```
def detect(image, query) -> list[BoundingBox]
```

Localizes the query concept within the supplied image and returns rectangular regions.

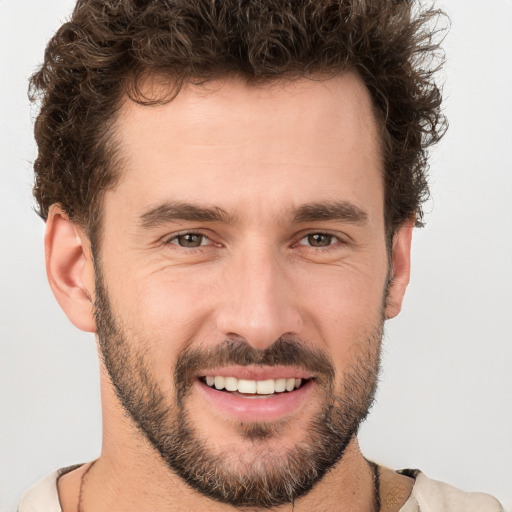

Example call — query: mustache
[174,337,335,397]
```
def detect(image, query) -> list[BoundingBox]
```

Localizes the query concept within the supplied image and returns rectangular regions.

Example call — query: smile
[195,370,315,422]
[201,376,307,395]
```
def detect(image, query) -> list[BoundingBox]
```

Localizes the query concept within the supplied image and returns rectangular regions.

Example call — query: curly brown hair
[29,0,447,242]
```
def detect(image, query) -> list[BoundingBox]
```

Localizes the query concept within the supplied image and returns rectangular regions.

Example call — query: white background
[1,1,511,511]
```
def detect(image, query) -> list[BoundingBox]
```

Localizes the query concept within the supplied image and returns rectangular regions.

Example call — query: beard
[93,264,383,509]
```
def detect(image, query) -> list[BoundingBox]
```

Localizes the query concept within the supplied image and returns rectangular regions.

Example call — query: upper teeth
[204,376,303,394]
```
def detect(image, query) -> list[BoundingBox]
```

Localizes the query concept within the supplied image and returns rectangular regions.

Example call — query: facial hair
[93,263,383,509]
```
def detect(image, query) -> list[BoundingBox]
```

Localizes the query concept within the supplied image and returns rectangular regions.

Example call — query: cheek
[111,267,220,358]
[294,260,388,318]
[291,262,387,355]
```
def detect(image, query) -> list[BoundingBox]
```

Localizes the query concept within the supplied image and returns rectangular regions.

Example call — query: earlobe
[384,221,414,320]
[45,206,96,332]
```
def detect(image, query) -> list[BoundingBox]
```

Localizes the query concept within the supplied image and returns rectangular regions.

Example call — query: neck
[61,440,382,512]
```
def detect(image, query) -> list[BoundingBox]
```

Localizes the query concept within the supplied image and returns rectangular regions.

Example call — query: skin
[46,73,414,511]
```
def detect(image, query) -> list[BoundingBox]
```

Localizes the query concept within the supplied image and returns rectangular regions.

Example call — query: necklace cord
[78,460,97,512]
[368,460,381,512]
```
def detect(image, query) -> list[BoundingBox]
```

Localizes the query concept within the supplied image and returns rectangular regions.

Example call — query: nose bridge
[216,240,302,349]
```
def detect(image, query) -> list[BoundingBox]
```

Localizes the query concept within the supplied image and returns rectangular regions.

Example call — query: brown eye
[171,233,207,248]
[304,233,335,247]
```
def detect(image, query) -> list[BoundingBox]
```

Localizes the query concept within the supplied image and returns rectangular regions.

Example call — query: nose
[215,244,303,350]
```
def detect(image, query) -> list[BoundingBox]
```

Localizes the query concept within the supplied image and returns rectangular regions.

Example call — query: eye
[168,233,210,248]
[298,233,339,248]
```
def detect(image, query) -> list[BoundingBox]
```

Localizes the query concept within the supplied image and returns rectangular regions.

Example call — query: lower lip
[195,379,314,422]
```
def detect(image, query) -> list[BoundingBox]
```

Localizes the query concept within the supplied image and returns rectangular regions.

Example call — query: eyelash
[163,230,346,253]
[294,231,345,252]
[164,230,214,250]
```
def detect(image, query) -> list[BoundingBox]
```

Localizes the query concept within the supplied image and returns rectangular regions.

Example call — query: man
[17,0,504,511]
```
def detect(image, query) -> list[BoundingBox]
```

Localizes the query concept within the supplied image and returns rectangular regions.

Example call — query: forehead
[108,73,383,225]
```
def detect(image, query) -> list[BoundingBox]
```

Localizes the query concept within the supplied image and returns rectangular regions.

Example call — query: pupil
[308,234,331,247]
[180,234,202,247]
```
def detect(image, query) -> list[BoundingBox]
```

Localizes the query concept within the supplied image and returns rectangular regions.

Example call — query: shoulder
[18,465,83,512]
[399,469,504,512]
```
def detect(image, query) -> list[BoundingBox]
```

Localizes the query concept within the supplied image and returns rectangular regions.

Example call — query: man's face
[90,74,408,507]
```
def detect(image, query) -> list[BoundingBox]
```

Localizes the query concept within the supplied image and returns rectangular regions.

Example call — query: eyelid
[163,229,217,248]
[294,230,348,250]
[161,229,349,250]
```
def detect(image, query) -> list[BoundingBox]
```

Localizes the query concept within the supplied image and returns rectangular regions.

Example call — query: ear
[384,221,414,320]
[45,205,96,332]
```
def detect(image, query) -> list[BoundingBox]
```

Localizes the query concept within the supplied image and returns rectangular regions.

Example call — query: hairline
[84,71,397,251]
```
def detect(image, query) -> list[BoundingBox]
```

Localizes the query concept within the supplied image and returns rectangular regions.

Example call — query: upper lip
[198,365,314,381]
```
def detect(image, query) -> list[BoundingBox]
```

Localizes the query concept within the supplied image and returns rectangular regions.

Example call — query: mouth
[199,375,310,397]
[194,367,316,422]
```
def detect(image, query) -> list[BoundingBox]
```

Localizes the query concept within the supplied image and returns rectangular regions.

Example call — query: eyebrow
[139,199,368,229]
[292,201,368,224]
[139,201,235,228]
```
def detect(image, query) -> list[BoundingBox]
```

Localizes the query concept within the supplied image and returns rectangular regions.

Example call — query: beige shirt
[18,466,504,512]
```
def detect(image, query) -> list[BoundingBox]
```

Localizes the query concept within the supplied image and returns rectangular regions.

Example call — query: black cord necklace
[368,460,382,512]
[77,460,96,512]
